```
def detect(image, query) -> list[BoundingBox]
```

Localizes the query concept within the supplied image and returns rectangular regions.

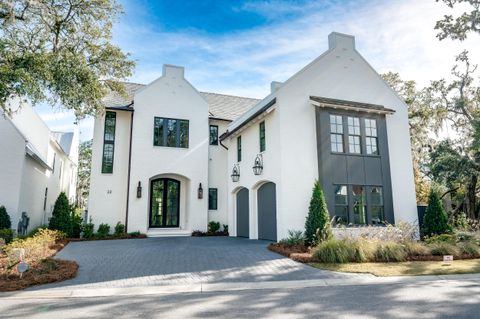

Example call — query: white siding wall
[127,65,209,233]
[208,119,229,226]
[88,111,131,228]
[225,109,281,239]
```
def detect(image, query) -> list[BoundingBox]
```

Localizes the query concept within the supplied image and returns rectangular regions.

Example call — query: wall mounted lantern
[231,164,240,182]
[252,154,263,175]
[136,181,142,198]
[198,183,204,199]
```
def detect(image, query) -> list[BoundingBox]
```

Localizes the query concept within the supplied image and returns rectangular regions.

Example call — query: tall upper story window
[259,121,266,152]
[102,111,116,173]
[153,117,189,148]
[347,116,361,154]
[330,115,344,153]
[237,136,242,162]
[209,125,218,145]
[365,119,378,155]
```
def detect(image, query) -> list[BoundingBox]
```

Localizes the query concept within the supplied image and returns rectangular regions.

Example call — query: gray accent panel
[236,188,249,238]
[315,107,394,224]
[257,182,277,241]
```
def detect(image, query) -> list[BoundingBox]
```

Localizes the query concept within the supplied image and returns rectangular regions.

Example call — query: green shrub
[458,242,480,258]
[128,231,142,238]
[0,205,12,229]
[424,233,457,244]
[0,228,14,244]
[96,223,110,238]
[49,192,72,236]
[422,190,451,238]
[114,222,126,236]
[279,230,305,246]
[222,224,229,233]
[208,221,220,233]
[403,241,431,257]
[428,242,460,256]
[71,207,83,238]
[82,221,95,239]
[305,181,332,246]
[373,241,407,262]
[313,239,352,263]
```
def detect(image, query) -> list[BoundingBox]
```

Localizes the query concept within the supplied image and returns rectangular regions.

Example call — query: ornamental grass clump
[428,242,461,257]
[313,239,352,263]
[372,241,407,262]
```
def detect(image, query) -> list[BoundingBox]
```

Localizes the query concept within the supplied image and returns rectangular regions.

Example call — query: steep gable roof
[103,82,259,122]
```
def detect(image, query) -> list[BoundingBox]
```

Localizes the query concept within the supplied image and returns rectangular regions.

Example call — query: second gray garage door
[257,182,277,241]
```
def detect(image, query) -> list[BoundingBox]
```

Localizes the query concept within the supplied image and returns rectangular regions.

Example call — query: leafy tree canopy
[0,0,135,117]
[435,0,480,41]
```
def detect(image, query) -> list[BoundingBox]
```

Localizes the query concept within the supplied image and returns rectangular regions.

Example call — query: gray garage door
[236,188,249,238]
[257,182,277,241]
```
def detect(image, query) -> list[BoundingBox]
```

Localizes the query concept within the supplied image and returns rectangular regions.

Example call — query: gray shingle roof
[103,82,260,121]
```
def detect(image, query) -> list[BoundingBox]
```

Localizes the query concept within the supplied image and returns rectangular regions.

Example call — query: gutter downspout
[219,137,228,150]
[125,111,134,232]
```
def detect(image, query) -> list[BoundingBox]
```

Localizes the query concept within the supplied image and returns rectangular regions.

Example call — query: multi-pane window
[259,121,266,152]
[330,115,344,153]
[208,188,218,210]
[371,187,384,224]
[365,119,378,155]
[102,111,116,174]
[153,117,189,148]
[352,185,366,224]
[209,125,218,145]
[334,185,348,225]
[237,136,242,162]
[348,117,361,154]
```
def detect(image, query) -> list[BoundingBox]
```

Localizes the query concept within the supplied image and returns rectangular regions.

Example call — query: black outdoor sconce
[231,164,240,182]
[252,154,263,175]
[198,183,203,199]
[136,181,142,198]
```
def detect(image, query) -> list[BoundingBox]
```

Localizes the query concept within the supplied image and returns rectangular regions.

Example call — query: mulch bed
[268,243,480,263]
[0,259,78,292]
[69,234,147,241]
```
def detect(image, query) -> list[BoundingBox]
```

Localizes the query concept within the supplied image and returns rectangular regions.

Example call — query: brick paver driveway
[34,237,356,289]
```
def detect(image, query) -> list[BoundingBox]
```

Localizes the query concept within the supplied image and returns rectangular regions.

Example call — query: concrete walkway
[28,236,362,290]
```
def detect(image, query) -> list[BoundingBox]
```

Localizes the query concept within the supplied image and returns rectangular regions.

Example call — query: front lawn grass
[309,259,480,277]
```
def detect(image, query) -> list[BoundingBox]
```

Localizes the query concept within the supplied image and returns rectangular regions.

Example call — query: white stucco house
[88,32,417,240]
[0,100,79,232]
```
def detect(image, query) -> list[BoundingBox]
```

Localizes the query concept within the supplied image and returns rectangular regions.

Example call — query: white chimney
[162,64,185,78]
[328,32,355,50]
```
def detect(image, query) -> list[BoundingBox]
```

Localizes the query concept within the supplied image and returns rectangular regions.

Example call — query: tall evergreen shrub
[422,189,451,237]
[49,192,72,236]
[304,181,332,246]
[0,205,12,229]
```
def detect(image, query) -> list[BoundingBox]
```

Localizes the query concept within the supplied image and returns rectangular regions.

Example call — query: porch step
[146,228,192,237]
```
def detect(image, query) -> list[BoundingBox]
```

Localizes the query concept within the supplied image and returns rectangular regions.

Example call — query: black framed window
[154,117,189,148]
[259,121,266,152]
[365,119,378,155]
[209,125,218,145]
[43,188,48,211]
[334,185,348,225]
[348,116,361,154]
[208,188,218,210]
[102,111,116,173]
[150,178,180,228]
[370,186,384,224]
[330,115,344,153]
[352,185,366,224]
[237,135,242,162]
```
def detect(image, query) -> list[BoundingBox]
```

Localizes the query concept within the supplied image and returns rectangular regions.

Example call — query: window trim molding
[102,111,116,174]
[153,116,190,148]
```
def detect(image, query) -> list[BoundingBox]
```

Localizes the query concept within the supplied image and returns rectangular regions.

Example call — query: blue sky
[36,0,480,141]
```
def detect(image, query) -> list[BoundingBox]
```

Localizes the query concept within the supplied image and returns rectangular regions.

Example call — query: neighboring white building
[0,100,79,232]
[88,32,417,240]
